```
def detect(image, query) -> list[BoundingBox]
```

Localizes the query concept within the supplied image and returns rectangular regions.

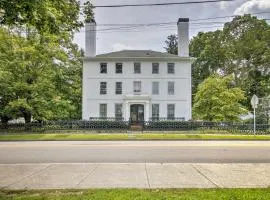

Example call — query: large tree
[0,1,94,124]
[164,34,178,55]
[165,14,270,112]
[193,75,248,122]
[0,28,78,124]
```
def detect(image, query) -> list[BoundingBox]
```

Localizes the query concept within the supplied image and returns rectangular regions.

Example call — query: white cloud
[112,43,135,51]
[234,0,270,15]
[220,1,229,10]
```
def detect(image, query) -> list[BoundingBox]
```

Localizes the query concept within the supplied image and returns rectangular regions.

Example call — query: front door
[130,104,144,124]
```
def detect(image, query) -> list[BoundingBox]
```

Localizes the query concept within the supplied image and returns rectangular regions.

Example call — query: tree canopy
[165,15,270,119]
[193,75,248,122]
[0,1,94,124]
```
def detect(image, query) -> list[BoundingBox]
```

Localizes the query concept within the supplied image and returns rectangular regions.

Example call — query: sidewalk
[1,163,270,189]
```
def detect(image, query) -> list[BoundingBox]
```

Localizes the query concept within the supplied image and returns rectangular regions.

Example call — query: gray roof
[96,50,179,58]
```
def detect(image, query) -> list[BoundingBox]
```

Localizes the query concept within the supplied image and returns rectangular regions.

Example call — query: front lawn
[0,132,270,141]
[1,189,270,200]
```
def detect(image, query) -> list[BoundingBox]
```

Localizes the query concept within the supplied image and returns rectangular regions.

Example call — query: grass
[0,131,270,141]
[1,189,270,200]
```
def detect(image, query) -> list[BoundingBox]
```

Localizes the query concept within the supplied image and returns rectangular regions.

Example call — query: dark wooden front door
[130,104,144,124]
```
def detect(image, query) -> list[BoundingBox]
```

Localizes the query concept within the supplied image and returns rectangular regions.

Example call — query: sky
[74,0,270,54]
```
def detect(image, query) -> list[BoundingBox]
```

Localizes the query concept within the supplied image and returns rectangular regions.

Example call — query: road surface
[1,141,270,164]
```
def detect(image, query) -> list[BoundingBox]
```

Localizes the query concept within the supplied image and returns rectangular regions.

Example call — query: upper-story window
[100,63,107,74]
[133,81,141,94]
[116,63,123,74]
[152,82,159,95]
[134,63,141,74]
[152,63,159,74]
[115,82,122,95]
[168,81,175,95]
[167,63,175,74]
[100,82,107,95]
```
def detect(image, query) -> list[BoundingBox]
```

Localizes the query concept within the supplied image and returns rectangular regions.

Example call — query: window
[115,82,122,95]
[152,104,159,120]
[100,82,107,95]
[116,63,122,74]
[134,63,141,74]
[133,81,141,94]
[99,104,107,118]
[168,81,174,95]
[152,82,159,95]
[100,63,107,74]
[167,104,175,119]
[152,63,159,74]
[115,104,123,120]
[168,63,175,74]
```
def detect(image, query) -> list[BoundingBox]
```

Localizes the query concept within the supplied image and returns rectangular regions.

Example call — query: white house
[82,18,193,122]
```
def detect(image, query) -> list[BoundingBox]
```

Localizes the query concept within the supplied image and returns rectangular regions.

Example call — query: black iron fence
[0,119,269,134]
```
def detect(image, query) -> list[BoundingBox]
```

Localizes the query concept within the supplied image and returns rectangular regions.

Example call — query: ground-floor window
[152,104,159,120]
[115,104,123,119]
[99,104,107,118]
[167,104,175,119]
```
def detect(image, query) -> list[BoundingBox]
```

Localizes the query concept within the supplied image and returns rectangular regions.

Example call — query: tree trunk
[23,112,32,130]
[0,116,10,130]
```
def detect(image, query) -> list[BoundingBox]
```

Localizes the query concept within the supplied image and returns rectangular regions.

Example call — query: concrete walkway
[1,163,270,189]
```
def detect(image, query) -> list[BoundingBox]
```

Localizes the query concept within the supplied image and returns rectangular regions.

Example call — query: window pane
[100,104,107,118]
[134,63,141,74]
[100,82,107,95]
[133,81,141,94]
[100,63,107,74]
[116,63,122,74]
[115,82,122,95]
[152,63,159,74]
[168,63,175,74]
[152,82,159,95]
[115,104,123,119]
[167,104,175,119]
[152,104,159,119]
[168,81,174,95]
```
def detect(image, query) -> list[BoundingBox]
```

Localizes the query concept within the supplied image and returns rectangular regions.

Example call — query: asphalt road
[1,141,270,164]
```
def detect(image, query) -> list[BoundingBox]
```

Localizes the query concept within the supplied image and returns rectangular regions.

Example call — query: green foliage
[193,75,248,122]
[83,1,95,23]
[0,0,82,34]
[164,34,178,55]
[165,15,270,117]
[0,0,95,123]
[0,27,82,122]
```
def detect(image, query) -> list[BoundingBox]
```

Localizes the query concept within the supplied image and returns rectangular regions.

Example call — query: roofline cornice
[83,56,195,62]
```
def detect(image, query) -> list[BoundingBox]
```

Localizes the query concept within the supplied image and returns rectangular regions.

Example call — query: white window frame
[152,81,159,95]
[115,82,122,95]
[115,104,123,119]
[152,63,159,74]
[168,81,174,95]
[100,82,107,95]
[134,63,141,74]
[167,63,175,74]
[115,63,123,74]
[99,104,107,118]
[133,81,141,94]
[100,63,107,74]
[152,104,159,119]
[167,104,175,119]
